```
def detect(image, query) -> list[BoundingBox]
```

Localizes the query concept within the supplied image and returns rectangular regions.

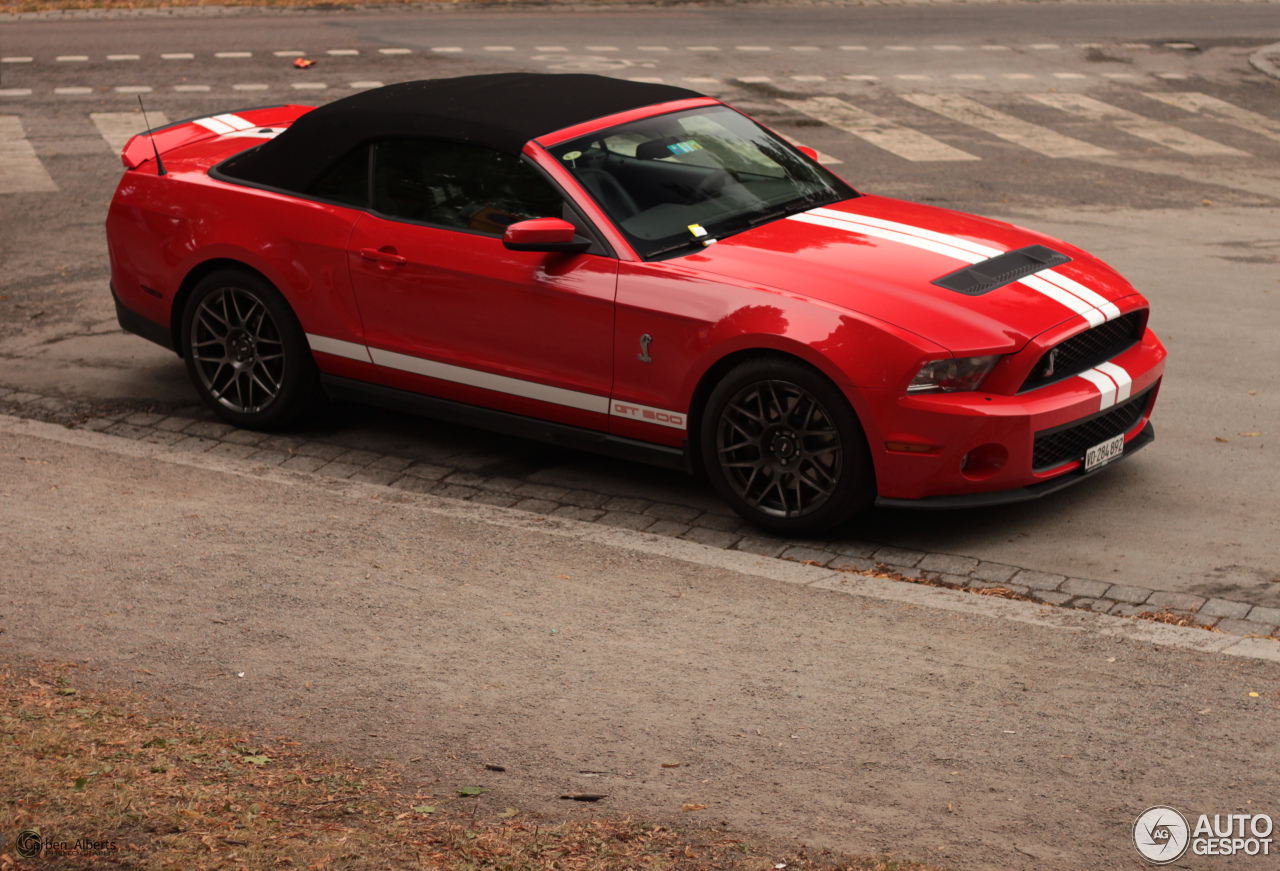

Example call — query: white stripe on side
[1077,368,1118,411]
[1095,361,1133,403]
[803,208,1120,324]
[212,113,255,131]
[305,333,372,363]
[193,116,236,135]
[368,347,610,415]
[609,400,687,430]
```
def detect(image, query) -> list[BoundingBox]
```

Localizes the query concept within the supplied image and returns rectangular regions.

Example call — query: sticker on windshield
[667,139,703,155]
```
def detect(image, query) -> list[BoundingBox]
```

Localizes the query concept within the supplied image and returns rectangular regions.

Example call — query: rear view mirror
[502,218,591,253]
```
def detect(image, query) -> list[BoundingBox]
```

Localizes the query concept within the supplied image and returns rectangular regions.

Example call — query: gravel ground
[1,420,1278,870]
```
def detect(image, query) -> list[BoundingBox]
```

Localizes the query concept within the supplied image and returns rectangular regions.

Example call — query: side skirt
[320,374,692,473]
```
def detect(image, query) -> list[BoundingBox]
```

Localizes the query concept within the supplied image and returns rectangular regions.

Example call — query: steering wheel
[692,169,734,201]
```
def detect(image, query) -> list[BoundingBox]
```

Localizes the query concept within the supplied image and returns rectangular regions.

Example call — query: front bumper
[862,327,1166,505]
[876,422,1154,509]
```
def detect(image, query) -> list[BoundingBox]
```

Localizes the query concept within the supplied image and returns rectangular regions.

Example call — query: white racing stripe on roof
[1078,368,1118,411]
[369,347,610,414]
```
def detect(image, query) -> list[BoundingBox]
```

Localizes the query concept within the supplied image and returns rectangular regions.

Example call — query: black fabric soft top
[223,73,704,193]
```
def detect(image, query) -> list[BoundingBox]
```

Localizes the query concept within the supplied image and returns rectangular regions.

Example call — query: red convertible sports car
[107,73,1165,535]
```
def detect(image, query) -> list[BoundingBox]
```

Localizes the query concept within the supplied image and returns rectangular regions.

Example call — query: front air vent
[1033,385,1155,471]
[932,245,1072,296]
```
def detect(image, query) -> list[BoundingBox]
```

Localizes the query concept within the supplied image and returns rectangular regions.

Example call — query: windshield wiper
[745,191,838,228]
[646,236,712,259]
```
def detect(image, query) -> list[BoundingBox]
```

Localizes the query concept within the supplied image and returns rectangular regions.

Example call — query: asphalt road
[0,2,1278,600]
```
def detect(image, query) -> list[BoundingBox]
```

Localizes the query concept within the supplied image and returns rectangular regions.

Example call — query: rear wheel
[181,269,322,430]
[701,358,874,535]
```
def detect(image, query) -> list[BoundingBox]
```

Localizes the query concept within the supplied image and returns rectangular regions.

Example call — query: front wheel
[181,269,323,430]
[700,358,875,536]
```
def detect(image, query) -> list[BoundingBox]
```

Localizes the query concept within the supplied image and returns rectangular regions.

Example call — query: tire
[700,357,875,536]
[181,268,323,430]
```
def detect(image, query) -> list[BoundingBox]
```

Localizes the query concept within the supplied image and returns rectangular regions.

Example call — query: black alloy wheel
[701,358,874,535]
[182,269,323,430]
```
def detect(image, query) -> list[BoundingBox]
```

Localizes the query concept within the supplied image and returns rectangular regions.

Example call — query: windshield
[547,105,856,260]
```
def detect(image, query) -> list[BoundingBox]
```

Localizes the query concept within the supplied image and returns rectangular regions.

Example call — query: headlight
[907,355,1000,394]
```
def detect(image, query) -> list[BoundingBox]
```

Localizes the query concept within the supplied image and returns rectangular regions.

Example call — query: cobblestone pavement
[4,381,1278,642]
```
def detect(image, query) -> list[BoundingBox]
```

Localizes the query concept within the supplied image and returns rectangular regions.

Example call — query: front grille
[1021,311,1145,393]
[1033,386,1154,471]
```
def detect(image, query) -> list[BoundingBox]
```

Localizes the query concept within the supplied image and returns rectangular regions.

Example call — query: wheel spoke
[250,366,278,398]
[191,285,286,415]
[717,376,845,520]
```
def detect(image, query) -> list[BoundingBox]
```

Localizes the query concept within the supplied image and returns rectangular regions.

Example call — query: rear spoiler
[121,104,315,170]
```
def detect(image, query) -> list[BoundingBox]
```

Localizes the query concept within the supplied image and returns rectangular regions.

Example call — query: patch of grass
[2,0,547,13]
[0,662,946,871]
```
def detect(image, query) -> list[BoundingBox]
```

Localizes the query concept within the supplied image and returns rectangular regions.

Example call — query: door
[347,139,619,430]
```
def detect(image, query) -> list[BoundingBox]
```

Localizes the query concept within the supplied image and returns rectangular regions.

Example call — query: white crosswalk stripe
[1028,93,1249,157]
[900,93,1113,158]
[0,115,58,193]
[1145,92,1280,145]
[779,96,979,162]
[91,111,171,153]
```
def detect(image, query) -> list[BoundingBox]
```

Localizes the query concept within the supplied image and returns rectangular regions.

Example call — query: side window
[371,139,564,235]
[307,144,370,208]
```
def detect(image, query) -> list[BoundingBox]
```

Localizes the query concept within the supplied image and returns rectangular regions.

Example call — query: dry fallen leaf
[1215,437,1229,443]
[1242,432,1261,437]
[1106,657,1117,663]
[1198,708,1212,714]
[661,763,681,768]
[681,803,707,812]
[1248,390,1257,395]
[1249,692,1261,698]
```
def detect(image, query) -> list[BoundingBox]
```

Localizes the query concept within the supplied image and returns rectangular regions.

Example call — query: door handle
[359,247,408,265]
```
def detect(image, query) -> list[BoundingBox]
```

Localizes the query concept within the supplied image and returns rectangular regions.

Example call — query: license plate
[1084,434,1125,472]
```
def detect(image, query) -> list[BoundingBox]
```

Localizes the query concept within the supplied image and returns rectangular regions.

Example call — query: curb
[1251,40,1280,80]
[3,408,1279,662]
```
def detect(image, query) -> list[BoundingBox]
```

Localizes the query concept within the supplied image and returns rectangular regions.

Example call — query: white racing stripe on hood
[802,208,1118,324]
[1077,368,1119,410]
[789,212,987,265]
[1095,361,1133,403]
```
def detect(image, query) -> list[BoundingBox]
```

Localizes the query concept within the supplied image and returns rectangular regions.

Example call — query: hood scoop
[933,244,1072,296]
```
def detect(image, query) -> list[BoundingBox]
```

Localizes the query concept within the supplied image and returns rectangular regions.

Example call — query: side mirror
[796,145,819,161]
[503,218,591,253]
